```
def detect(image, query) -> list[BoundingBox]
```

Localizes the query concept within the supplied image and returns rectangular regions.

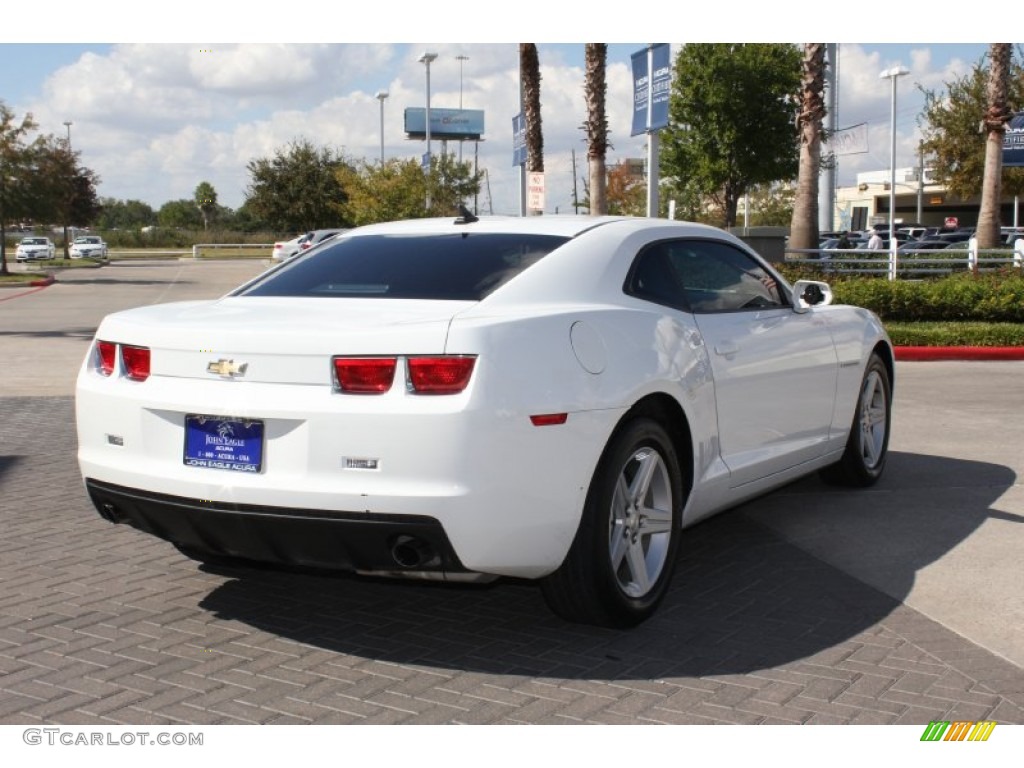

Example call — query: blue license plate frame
[184,415,264,473]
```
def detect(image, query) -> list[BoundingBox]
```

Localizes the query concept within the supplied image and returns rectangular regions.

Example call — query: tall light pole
[880,65,909,280]
[456,54,469,162]
[374,90,388,165]
[63,121,73,148]
[419,51,438,210]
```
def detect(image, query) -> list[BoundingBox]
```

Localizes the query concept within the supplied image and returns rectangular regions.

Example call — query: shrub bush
[776,266,1024,323]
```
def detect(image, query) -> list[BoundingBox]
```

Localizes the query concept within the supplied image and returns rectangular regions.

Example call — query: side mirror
[792,280,833,313]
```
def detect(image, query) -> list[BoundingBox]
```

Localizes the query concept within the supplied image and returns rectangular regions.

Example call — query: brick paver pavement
[2,396,1023,725]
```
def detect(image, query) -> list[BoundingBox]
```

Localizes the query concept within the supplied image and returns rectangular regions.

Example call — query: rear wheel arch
[541,392,693,627]
[620,393,695,504]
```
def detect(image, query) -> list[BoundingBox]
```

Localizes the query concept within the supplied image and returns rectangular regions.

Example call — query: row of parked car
[13,235,109,262]
[819,224,1024,255]
[271,229,347,262]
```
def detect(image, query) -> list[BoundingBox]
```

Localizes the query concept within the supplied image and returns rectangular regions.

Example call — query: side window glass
[667,241,784,313]
[627,243,688,310]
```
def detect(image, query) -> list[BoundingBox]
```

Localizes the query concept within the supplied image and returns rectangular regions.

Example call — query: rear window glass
[239,233,568,301]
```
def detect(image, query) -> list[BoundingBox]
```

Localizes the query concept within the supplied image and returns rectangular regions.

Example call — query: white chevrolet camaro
[76,215,893,627]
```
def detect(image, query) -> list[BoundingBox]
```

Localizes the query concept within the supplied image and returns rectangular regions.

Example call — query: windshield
[22,238,46,245]
[238,232,569,301]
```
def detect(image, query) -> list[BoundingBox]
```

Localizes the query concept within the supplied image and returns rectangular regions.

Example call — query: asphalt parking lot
[1,259,1022,725]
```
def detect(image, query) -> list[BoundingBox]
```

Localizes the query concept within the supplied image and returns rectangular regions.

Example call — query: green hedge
[777,267,1024,323]
[884,322,1024,346]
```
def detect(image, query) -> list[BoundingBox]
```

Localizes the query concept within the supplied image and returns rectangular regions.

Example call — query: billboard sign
[404,108,484,140]
[1003,112,1024,167]
[631,43,671,137]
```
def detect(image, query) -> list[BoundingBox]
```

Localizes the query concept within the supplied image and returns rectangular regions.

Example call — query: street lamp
[456,54,469,162]
[419,51,438,209]
[374,90,388,164]
[63,121,73,148]
[880,65,909,280]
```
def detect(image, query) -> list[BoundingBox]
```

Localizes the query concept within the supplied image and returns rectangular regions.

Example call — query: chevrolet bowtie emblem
[207,359,248,377]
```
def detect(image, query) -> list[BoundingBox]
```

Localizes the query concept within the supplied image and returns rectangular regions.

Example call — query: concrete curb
[895,346,1024,361]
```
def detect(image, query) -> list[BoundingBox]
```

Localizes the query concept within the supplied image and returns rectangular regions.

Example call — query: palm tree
[520,44,544,215]
[788,44,827,251]
[976,44,1013,251]
[584,43,609,216]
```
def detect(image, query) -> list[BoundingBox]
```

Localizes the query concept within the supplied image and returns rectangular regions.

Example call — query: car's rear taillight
[333,357,397,393]
[96,341,116,376]
[407,356,476,394]
[121,345,151,382]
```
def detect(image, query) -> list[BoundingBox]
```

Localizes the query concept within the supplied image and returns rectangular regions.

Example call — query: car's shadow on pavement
[197,451,1017,680]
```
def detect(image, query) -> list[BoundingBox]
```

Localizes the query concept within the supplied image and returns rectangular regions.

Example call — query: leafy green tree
[789,43,828,250]
[223,199,269,233]
[245,138,352,232]
[194,181,218,231]
[746,182,796,226]
[34,135,102,256]
[97,198,157,229]
[661,44,802,227]
[158,199,203,229]
[338,154,481,226]
[919,49,1024,203]
[0,103,40,274]
[605,160,645,216]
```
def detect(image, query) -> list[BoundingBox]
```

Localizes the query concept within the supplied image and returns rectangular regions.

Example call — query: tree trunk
[789,43,827,251]
[977,44,1012,251]
[520,44,544,215]
[585,43,608,216]
[0,221,8,275]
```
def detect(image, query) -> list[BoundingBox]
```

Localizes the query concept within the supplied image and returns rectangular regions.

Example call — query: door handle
[714,341,739,358]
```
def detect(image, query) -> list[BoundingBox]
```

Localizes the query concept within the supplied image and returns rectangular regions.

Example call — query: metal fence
[785,238,1024,278]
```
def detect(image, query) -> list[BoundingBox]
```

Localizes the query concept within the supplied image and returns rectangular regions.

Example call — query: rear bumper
[85,477,468,574]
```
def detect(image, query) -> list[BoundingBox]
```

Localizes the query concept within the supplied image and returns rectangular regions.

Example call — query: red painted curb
[895,346,1024,361]
[28,276,55,287]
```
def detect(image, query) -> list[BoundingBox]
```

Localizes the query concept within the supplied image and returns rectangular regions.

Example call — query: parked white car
[15,237,56,261]
[77,215,893,627]
[270,234,309,262]
[69,236,109,259]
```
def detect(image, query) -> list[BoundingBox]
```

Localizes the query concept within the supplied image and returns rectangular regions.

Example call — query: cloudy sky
[0,5,995,221]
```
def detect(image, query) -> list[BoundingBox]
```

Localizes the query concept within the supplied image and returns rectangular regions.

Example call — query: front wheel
[541,418,684,627]
[820,353,891,487]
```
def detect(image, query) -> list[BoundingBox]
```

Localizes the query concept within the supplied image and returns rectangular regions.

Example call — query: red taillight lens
[407,356,476,394]
[96,341,116,376]
[333,357,397,393]
[121,345,150,382]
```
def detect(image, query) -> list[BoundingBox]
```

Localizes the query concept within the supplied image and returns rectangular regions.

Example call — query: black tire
[820,353,891,487]
[541,418,684,627]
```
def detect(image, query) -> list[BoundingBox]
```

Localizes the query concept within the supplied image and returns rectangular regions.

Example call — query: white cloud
[17,41,993,219]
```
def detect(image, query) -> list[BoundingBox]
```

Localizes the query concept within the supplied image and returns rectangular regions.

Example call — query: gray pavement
[1,259,1022,725]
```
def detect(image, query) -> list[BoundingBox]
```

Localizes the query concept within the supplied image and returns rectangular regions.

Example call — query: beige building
[833,167,1024,232]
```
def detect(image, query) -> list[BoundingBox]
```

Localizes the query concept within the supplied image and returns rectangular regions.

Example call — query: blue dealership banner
[631,43,671,137]
[512,113,526,166]
[1003,112,1024,167]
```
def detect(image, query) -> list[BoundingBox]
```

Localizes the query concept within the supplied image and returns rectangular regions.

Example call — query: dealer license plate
[184,415,264,473]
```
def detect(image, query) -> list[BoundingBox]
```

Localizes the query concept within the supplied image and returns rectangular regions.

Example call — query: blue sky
[0,5,997,218]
